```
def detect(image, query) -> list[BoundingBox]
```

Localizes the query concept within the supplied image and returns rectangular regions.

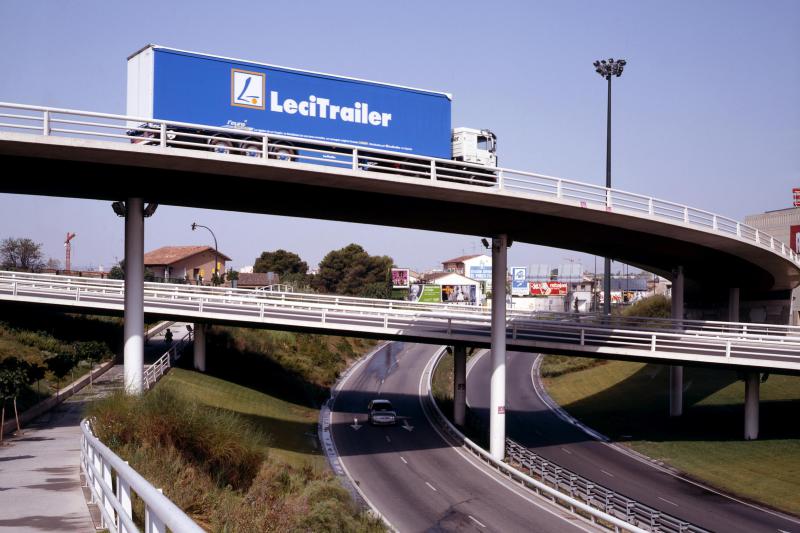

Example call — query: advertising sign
[391,268,410,288]
[150,47,452,158]
[442,285,477,304]
[468,265,492,281]
[407,284,442,303]
[794,188,800,208]
[791,225,800,253]
[511,266,528,296]
[529,281,568,296]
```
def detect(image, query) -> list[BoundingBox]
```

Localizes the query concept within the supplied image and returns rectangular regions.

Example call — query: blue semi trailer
[126,45,497,178]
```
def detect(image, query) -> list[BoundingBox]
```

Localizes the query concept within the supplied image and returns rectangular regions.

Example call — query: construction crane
[64,232,76,272]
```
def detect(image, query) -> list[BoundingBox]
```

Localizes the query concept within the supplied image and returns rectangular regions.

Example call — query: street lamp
[191,222,219,282]
[593,57,626,315]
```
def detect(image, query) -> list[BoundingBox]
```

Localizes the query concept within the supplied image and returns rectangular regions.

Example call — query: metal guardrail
[0,101,797,269]
[3,271,800,371]
[5,269,800,341]
[504,441,707,533]
[143,331,192,390]
[81,419,205,533]
[421,349,649,533]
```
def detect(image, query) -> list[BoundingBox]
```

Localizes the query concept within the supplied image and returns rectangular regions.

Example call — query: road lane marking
[601,469,614,478]
[385,435,391,443]
[402,419,414,431]
[561,447,572,454]
[400,456,408,464]
[468,515,487,528]
[425,481,437,491]
[658,496,678,507]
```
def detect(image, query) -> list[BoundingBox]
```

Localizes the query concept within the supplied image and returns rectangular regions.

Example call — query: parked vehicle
[367,399,397,426]
[126,45,497,184]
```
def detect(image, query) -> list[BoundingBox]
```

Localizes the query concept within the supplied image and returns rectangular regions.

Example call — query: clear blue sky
[0,1,798,273]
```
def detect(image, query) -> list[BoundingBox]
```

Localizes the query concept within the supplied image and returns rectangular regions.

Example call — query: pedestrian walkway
[0,321,192,532]
[0,365,123,532]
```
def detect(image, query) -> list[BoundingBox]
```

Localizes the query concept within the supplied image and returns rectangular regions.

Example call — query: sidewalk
[0,321,192,532]
[0,366,123,532]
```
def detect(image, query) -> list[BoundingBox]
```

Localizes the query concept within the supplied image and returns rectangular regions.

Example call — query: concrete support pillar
[603,257,612,315]
[669,266,684,417]
[193,324,206,372]
[490,235,508,461]
[744,372,760,440]
[729,287,740,323]
[453,345,467,427]
[123,198,144,395]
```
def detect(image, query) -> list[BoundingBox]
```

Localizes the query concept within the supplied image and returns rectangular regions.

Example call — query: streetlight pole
[593,57,626,315]
[191,222,219,283]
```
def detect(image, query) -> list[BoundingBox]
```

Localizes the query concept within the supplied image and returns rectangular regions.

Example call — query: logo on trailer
[231,69,265,110]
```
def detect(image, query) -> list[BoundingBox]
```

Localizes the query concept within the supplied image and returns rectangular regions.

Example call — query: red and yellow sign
[529,281,568,296]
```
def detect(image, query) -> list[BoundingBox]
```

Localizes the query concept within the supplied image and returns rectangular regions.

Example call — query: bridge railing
[0,101,797,268]
[3,271,800,371]
[80,419,204,533]
[4,270,800,344]
[143,331,193,390]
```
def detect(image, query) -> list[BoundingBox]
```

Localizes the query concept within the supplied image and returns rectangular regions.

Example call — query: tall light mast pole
[593,57,627,315]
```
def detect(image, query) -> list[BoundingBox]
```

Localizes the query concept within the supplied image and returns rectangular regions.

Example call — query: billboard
[511,266,528,296]
[391,268,410,288]
[442,285,477,304]
[468,265,492,281]
[148,47,452,158]
[791,225,800,253]
[407,284,442,303]
[530,281,568,296]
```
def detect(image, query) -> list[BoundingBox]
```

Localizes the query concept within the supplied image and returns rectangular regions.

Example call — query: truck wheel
[209,138,233,154]
[240,138,262,157]
[269,144,297,162]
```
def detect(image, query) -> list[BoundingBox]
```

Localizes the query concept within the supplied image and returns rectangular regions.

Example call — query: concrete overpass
[1,102,798,457]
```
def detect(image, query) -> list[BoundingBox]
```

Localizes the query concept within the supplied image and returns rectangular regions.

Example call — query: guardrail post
[651,334,656,351]
[43,110,51,135]
[556,180,562,198]
[352,148,359,171]
[683,207,689,223]
[430,160,437,181]
[321,309,326,323]
[103,460,115,527]
[159,123,167,147]
[770,235,774,249]
[712,215,718,230]
[497,169,504,189]
[76,286,81,302]
[145,498,166,533]
[12,281,16,297]
[580,329,585,346]
[606,188,612,208]
[736,223,742,237]
[117,464,132,533]
[648,197,654,215]
[262,135,269,158]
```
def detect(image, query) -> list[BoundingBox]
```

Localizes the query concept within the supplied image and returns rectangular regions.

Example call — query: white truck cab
[451,127,498,167]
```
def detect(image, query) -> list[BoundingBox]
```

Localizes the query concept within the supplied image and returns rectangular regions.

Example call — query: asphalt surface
[467,350,800,533]
[329,343,594,533]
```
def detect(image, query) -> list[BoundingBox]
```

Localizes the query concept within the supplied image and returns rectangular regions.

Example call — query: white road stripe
[468,515,487,528]
[386,435,391,443]
[561,447,572,454]
[601,469,614,478]
[425,481,437,492]
[400,456,408,464]
[658,496,679,507]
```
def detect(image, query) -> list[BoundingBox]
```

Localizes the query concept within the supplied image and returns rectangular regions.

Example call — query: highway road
[467,351,800,533]
[329,343,595,533]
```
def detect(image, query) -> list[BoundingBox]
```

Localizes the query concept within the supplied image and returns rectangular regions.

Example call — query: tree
[73,341,111,388]
[107,259,154,281]
[254,249,309,276]
[45,353,75,398]
[313,244,393,297]
[0,238,45,271]
[0,358,31,439]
